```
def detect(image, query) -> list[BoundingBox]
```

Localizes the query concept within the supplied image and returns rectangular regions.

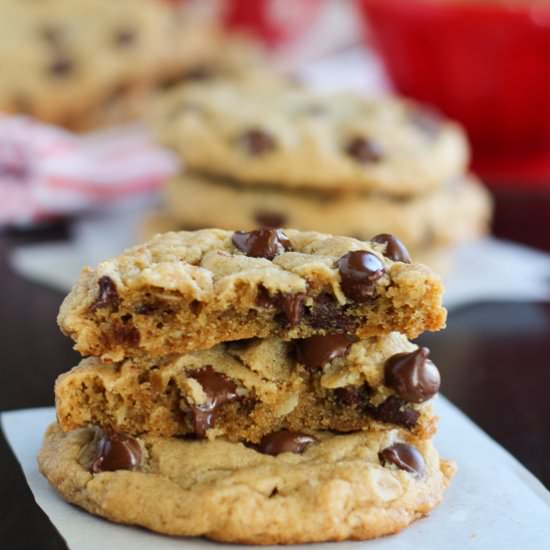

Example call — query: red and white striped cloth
[0,115,178,226]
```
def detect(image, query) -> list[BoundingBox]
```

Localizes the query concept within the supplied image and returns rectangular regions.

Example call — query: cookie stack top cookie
[152,81,469,195]
[58,228,446,361]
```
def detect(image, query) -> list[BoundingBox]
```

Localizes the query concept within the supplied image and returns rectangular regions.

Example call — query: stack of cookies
[39,227,455,543]
[0,0,272,131]
[146,80,492,273]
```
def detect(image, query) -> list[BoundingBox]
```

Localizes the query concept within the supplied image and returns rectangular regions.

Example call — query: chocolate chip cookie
[38,422,455,543]
[151,80,469,195]
[58,228,446,361]
[160,173,491,250]
[55,333,440,442]
[0,0,219,131]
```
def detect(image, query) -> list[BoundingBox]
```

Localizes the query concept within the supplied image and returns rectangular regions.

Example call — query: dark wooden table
[1,189,549,549]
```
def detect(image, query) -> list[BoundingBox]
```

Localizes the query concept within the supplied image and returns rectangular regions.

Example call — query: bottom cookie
[38,423,455,544]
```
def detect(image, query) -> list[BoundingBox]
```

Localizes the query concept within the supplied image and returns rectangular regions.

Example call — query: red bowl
[357,0,550,156]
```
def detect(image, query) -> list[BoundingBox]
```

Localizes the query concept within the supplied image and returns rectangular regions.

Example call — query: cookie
[58,228,446,361]
[161,173,491,250]
[55,332,439,442]
[38,422,455,543]
[0,0,219,131]
[151,80,469,195]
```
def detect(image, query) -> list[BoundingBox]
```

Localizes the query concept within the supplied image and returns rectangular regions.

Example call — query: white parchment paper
[2,400,549,550]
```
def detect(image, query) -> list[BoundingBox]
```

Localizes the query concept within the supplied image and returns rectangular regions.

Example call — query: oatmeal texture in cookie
[57,229,447,361]
[38,423,456,544]
[55,333,440,442]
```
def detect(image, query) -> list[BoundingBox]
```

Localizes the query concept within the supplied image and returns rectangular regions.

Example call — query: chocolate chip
[256,288,305,326]
[254,211,288,228]
[39,25,63,45]
[379,442,425,476]
[385,348,440,404]
[296,334,356,371]
[258,430,317,456]
[372,233,411,263]
[240,129,276,156]
[346,137,383,163]
[182,65,215,81]
[306,293,360,332]
[277,293,305,326]
[90,276,120,312]
[187,366,239,437]
[368,396,419,428]
[232,228,291,260]
[48,56,74,77]
[333,383,371,408]
[409,106,442,139]
[114,29,136,47]
[90,430,141,473]
[337,251,385,302]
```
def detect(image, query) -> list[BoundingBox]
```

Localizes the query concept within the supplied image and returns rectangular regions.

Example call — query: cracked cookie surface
[58,228,446,361]
[38,423,455,544]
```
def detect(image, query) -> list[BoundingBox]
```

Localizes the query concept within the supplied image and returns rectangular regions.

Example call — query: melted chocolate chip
[346,137,383,163]
[232,228,291,260]
[254,211,288,228]
[306,293,360,332]
[276,292,305,326]
[90,430,141,473]
[372,233,411,263]
[337,251,385,302]
[258,430,317,456]
[256,288,305,326]
[379,442,425,476]
[49,56,74,77]
[91,276,120,312]
[333,383,371,408]
[369,396,419,428]
[187,366,239,437]
[240,129,276,156]
[114,29,136,47]
[296,334,356,371]
[385,348,440,404]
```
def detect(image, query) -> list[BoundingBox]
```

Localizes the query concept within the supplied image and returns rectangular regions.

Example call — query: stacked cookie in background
[0,0,273,131]
[146,80,492,274]
[40,227,455,543]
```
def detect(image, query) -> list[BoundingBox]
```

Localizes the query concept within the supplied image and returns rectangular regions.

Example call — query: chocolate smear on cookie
[188,366,239,437]
[232,228,291,260]
[368,396,419,428]
[258,430,317,456]
[379,442,425,476]
[90,430,141,473]
[385,347,440,403]
[296,334,356,371]
[90,276,120,311]
[337,250,385,302]
[372,233,411,263]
